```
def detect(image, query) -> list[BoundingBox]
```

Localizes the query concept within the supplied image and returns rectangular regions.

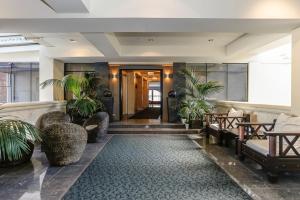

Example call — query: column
[39,52,64,101]
[291,28,300,115]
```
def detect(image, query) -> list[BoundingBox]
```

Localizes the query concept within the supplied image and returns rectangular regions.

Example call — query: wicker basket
[42,123,87,166]
[39,111,71,130]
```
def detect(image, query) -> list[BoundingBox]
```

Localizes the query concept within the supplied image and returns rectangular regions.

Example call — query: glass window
[186,63,248,102]
[207,63,228,100]
[187,63,207,83]
[227,64,248,101]
[0,62,39,103]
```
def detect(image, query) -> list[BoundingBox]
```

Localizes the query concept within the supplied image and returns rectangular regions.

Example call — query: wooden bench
[237,115,300,183]
[205,111,250,146]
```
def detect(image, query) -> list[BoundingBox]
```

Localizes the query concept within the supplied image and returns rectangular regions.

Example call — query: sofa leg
[217,135,223,146]
[238,154,245,161]
[225,137,230,147]
[267,172,279,183]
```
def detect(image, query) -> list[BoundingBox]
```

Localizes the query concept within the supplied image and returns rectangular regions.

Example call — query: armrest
[263,131,300,157]
[217,116,246,119]
[264,131,300,136]
[215,116,247,129]
[236,122,275,126]
[205,113,228,116]
[237,121,276,141]
[205,113,228,126]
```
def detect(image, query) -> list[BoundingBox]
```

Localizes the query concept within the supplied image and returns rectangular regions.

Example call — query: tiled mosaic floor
[63,135,251,200]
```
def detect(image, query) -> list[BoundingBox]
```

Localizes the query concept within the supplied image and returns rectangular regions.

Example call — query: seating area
[2,1,300,200]
[205,108,300,183]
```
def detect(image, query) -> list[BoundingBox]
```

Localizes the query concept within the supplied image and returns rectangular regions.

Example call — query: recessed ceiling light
[208,39,214,43]
[69,39,77,43]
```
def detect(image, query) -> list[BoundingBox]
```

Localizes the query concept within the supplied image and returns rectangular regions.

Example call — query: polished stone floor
[1,133,300,200]
[0,136,112,200]
[192,134,300,200]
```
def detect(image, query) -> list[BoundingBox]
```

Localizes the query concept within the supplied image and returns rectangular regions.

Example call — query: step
[108,128,200,134]
[109,124,185,129]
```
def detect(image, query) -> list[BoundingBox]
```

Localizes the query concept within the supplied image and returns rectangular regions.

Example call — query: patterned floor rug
[129,107,161,119]
[63,135,251,200]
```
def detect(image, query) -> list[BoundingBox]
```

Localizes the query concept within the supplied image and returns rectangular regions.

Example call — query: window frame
[0,62,39,103]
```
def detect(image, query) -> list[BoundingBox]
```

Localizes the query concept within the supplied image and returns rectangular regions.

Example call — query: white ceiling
[115,33,243,46]
[2,0,300,19]
[0,0,298,63]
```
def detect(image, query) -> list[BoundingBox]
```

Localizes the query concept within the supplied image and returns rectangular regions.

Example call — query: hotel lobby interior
[1,1,300,200]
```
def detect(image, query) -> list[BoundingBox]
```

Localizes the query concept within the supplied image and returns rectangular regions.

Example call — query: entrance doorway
[119,69,163,120]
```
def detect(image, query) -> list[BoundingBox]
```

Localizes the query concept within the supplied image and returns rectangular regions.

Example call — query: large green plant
[179,68,223,121]
[0,108,41,161]
[40,73,104,118]
[178,99,211,122]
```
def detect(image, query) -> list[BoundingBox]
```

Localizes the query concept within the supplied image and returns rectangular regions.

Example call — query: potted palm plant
[0,107,41,167]
[40,73,105,125]
[179,68,223,128]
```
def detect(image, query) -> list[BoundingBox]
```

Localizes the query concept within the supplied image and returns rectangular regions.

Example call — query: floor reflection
[191,133,300,200]
[0,136,112,200]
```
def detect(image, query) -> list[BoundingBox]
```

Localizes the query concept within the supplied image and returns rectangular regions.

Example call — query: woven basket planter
[39,111,71,130]
[42,123,87,166]
[83,112,109,143]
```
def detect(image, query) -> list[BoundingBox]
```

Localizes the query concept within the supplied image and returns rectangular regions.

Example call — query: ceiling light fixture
[69,39,77,43]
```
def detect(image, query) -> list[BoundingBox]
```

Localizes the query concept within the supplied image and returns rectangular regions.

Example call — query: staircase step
[109,124,185,129]
[108,128,200,134]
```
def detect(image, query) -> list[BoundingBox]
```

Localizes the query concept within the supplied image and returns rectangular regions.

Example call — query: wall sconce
[110,73,118,79]
[164,74,173,79]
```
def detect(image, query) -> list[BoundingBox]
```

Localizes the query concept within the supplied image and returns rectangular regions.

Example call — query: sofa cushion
[246,139,269,156]
[275,113,300,132]
[273,113,300,148]
[209,123,219,131]
[227,108,244,128]
[246,139,300,156]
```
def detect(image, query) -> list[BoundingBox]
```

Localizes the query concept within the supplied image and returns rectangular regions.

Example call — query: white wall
[248,62,291,106]
[39,53,64,101]
[0,101,66,125]
[0,51,39,62]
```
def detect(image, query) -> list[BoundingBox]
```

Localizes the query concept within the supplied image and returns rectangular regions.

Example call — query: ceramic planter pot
[190,120,203,129]
[185,123,189,130]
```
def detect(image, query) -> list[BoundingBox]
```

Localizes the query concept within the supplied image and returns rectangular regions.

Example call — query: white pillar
[39,52,64,101]
[291,28,300,115]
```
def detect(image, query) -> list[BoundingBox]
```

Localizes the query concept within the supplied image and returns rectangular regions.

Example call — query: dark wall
[173,62,187,97]
[94,62,109,88]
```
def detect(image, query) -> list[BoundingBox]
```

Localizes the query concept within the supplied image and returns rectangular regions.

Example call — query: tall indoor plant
[0,107,41,167]
[40,73,104,125]
[179,68,223,128]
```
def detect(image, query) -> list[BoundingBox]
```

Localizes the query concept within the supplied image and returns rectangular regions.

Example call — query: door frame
[119,68,163,121]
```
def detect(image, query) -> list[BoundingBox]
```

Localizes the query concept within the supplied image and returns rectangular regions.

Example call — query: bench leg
[237,140,245,161]
[224,134,230,147]
[217,134,223,146]
[267,171,279,183]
